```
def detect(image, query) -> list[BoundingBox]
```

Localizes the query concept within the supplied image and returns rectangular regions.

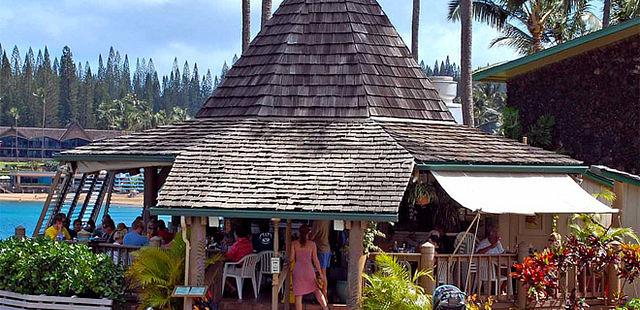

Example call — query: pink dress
[293,241,317,296]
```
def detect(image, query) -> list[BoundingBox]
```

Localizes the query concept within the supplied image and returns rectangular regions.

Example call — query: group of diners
[44,213,174,246]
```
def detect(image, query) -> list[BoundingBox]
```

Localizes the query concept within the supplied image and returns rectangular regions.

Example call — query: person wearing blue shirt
[123,219,149,247]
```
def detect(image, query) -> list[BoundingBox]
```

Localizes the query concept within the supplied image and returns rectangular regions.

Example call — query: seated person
[146,219,158,239]
[69,219,83,239]
[225,225,253,262]
[156,220,174,244]
[100,219,117,243]
[85,219,96,233]
[123,219,149,246]
[476,225,504,254]
[252,220,274,252]
[116,222,128,233]
[45,214,71,241]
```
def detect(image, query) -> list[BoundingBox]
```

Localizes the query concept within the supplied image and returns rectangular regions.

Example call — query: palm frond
[490,23,534,54]
[448,0,509,28]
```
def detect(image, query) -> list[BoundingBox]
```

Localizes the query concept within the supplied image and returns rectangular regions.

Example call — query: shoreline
[0,193,143,207]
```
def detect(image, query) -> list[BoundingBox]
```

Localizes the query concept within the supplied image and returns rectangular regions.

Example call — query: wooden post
[184,216,206,310]
[516,241,530,309]
[347,221,365,309]
[606,243,622,304]
[143,167,159,225]
[284,219,292,310]
[420,242,436,294]
[14,225,25,240]
[611,181,625,227]
[272,218,281,310]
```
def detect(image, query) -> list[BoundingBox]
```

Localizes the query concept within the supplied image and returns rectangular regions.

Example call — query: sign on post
[270,257,280,274]
[171,286,208,297]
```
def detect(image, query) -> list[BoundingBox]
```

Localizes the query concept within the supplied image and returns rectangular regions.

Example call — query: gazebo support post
[284,219,292,310]
[271,218,281,310]
[184,216,206,310]
[347,220,366,309]
[143,166,159,225]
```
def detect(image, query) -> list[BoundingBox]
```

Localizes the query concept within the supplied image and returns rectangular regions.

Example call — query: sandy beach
[0,193,143,206]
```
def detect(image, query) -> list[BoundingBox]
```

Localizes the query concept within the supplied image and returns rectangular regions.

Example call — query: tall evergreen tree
[0,52,11,124]
[22,48,37,126]
[189,63,201,115]
[121,54,131,96]
[36,47,59,127]
[10,46,21,76]
[58,46,78,125]
[202,69,213,98]
[181,61,190,109]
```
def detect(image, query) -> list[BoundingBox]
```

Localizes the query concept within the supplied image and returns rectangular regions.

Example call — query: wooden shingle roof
[197,0,454,122]
[159,119,414,214]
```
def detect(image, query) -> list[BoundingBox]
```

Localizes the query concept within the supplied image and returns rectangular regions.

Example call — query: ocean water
[0,200,146,240]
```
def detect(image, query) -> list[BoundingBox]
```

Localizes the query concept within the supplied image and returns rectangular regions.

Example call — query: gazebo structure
[36,0,615,308]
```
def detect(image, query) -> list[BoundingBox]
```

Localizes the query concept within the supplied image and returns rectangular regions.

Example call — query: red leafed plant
[511,248,562,302]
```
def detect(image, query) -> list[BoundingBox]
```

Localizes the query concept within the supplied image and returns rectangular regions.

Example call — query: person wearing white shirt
[476,226,504,254]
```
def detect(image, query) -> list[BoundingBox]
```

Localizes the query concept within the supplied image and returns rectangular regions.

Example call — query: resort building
[0,122,123,161]
[474,18,640,174]
[35,0,618,308]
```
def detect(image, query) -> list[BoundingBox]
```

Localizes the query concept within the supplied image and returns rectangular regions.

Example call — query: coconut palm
[460,0,474,126]
[448,0,601,54]
[242,0,251,53]
[473,82,506,128]
[412,0,420,61]
[610,0,640,23]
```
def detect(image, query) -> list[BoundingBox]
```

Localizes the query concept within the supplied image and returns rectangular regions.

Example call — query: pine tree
[145,59,161,112]
[58,46,78,125]
[35,49,43,69]
[78,65,95,127]
[181,61,190,109]
[52,57,59,75]
[133,58,143,98]
[189,63,201,115]
[121,54,131,96]
[36,47,59,127]
[0,52,11,124]
[94,54,108,128]
[106,47,117,99]
[202,69,213,97]
[10,46,21,76]
[444,56,452,76]
[22,48,37,126]
[433,60,440,76]
[220,61,229,82]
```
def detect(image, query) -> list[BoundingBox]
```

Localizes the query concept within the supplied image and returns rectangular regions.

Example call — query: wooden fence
[369,244,612,309]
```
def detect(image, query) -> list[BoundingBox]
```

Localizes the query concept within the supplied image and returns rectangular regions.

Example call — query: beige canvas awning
[431,171,616,215]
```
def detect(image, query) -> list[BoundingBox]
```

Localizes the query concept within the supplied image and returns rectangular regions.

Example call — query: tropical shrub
[0,237,124,301]
[363,253,432,310]
[126,235,223,310]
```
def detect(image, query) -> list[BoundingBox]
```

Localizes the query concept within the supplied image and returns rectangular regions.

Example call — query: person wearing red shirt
[225,225,253,262]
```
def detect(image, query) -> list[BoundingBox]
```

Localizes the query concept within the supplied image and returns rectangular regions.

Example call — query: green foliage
[364,222,385,255]
[611,0,640,24]
[98,93,187,131]
[0,237,124,300]
[473,82,506,131]
[569,213,640,244]
[527,115,555,148]
[126,235,223,310]
[501,106,522,140]
[363,254,433,310]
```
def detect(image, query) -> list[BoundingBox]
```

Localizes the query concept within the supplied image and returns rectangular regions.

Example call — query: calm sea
[0,200,145,240]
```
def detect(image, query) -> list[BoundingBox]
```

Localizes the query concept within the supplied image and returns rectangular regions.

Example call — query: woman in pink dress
[291,224,329,310]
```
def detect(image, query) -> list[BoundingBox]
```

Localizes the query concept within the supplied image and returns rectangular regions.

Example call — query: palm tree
[242,0,251,53]
[610,0,640,24]
[261,0,272,30]
[460,0,474,126]
[448,0,600,55]
[412,0,420,61]
[473,82,506,128]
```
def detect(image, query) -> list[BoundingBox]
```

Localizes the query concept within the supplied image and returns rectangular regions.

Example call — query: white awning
[431,171,616,215]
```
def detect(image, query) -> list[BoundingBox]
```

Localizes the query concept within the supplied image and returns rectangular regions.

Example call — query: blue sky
[0,0,520,77]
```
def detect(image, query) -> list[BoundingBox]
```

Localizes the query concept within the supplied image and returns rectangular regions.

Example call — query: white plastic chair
[257,251,275,291]
[221,254,260,299]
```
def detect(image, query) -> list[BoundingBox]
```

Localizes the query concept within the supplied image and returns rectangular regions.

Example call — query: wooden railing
[434,254,517,302]
[91,243,141,268]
